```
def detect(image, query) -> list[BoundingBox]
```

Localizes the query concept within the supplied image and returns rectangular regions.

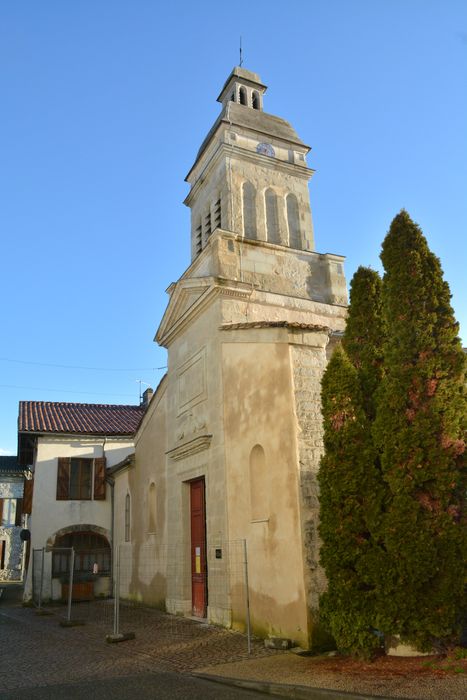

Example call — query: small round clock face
[256,142,275,157]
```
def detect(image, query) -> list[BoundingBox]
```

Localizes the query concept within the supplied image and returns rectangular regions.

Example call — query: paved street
[0,674,265,700]
[0,588,271,699]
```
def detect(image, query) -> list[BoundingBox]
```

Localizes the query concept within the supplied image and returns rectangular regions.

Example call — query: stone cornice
[185,141,313,205]
[155,277,253,348]
[166,434,212,461]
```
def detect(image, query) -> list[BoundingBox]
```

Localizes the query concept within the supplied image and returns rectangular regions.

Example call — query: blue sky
[1,0,466,454]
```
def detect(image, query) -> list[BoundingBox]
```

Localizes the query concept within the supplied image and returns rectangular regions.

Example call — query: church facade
[112,67,347,648]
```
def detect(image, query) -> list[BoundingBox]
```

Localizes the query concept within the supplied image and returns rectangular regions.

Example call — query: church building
[112,66,347,648]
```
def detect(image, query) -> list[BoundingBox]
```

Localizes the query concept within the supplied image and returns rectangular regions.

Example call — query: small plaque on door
[195,546,201,573]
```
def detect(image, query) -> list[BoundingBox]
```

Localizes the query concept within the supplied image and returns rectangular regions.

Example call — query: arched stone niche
[46,523,110,550]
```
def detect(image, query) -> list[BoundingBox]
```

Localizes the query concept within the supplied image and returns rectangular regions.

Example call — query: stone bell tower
[185,66,316,261]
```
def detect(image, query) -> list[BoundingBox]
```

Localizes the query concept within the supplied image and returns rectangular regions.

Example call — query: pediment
[155,276,253,348]
[155,278,214,347]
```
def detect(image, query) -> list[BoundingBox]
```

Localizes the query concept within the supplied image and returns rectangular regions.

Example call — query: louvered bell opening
[195,225,202,254]
[213,199,221,229]
[204,212,212,242]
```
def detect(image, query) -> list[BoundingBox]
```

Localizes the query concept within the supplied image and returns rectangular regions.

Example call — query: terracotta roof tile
[18,401,145,436]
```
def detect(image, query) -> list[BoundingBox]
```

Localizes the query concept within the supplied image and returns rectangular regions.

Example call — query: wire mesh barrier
[32,547,46,609]
[47,547,76,625]
[113,539,252,651]
[31,538,264,663]
[53,546,113,628]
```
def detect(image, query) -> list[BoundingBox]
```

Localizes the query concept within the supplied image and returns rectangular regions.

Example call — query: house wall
[113,383,168,608]
[0,475,24,582]
[24,435,134,600]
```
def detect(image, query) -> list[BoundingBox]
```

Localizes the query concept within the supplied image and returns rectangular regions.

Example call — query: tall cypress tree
[374,210,466,650]
[318,346,382,656]
[342,266,384,421]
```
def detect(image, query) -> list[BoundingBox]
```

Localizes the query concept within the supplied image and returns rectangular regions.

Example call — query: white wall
[24,435,135,600]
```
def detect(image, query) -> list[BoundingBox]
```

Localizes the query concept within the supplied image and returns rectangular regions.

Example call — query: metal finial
[239,36,243,67]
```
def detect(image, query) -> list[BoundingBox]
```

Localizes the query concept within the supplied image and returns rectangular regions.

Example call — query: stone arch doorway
[49,525,111,583]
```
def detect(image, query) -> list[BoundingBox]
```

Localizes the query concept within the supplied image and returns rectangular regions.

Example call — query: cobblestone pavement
[0,597,277,693]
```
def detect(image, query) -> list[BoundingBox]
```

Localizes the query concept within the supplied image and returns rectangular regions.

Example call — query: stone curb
[193,673,406,700]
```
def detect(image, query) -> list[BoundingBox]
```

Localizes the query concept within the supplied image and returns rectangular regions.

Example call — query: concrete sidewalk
[194,652,466,700]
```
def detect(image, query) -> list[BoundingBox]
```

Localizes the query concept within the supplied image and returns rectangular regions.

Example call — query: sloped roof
[188,101,309,179]
[0,455,22,473]
[18,401,145,436]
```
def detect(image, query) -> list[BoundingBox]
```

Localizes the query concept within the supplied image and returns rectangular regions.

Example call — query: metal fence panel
[32,548,45,608]
[114,539,252,652]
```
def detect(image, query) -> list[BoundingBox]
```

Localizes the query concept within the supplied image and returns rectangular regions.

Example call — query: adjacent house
[110,67,347,649]
[0,456,26,584]
[17,400,146,601]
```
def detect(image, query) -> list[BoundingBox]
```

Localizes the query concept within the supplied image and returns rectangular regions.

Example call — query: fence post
[32,549,36,606]
[67,548,75,623]
[242,539,251,654]
[113,543,120,636]
[38,547,44,610]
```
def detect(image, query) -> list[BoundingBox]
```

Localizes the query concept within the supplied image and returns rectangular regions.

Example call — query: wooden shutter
[93,457,106,500]
[15,499,23,526]
[0,540,5,569]
[56,458,70,500]
[23,479,34,514]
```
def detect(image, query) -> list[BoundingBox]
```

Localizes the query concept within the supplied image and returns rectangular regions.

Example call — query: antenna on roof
[239,36,243,67]
[136,379,151,403]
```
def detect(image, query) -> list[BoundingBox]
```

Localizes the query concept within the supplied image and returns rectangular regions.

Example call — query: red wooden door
[190,478,207,617]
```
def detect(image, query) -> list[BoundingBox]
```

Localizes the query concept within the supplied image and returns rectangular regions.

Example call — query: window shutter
[93,457,106,500]
[56,458,70,500]
[15,499,23,526]
[23,479,34,514]
[0,499,3,523]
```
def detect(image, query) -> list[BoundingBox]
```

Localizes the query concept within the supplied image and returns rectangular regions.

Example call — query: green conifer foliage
[318,346,382,656]
[374,210,466,650]
[342,267,384,421]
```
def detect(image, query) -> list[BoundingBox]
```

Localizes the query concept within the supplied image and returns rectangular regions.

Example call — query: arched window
[252,91,260,110]
[265,189,280,245]
[242,182,257,240]
[286,194,301,249]
[125,494,131,542]
[249,445,268,521]
[148,483,156,533]
[239,86,247,106]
